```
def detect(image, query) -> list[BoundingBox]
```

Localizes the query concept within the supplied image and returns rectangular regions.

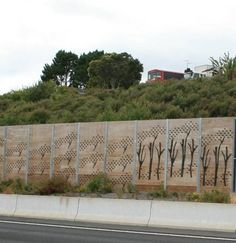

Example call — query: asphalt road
[0,217,235,243]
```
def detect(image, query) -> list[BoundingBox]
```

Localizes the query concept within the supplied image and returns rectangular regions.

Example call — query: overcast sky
[0,0,236,94]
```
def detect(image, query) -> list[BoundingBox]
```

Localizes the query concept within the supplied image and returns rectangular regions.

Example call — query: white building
[184,64,214,79]
[194,64,214,77]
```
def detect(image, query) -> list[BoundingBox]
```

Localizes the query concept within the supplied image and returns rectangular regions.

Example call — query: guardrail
[0,194,235,231]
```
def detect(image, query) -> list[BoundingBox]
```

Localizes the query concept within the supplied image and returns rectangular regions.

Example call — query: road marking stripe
[0,220,235,241]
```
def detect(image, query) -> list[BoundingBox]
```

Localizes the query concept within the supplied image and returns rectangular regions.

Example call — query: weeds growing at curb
[149,187,230,204]
[0,178,39,194]
[126,183,138,194]
[38,176,72,195]
[149,188,168,199]
[0,177,231,204]
[199,190,230,203]
[85,173,113,194]
[187,190,230,203]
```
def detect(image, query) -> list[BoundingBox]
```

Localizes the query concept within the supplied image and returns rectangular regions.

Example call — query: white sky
[0,0,236,94]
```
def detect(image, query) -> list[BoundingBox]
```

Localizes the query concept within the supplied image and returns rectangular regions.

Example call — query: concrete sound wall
[0,117,235,192]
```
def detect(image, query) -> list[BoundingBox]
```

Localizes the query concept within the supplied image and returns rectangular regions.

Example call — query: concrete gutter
[0,194,235,232]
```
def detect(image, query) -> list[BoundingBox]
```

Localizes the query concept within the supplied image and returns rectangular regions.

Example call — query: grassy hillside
[0,76,236,126]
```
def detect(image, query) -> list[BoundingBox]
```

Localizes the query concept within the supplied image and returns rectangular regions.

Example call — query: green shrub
[186,192,201,202]
[0,178,23,193]
[170,191,180,199]
[11,178,25,193]
[149,186,168,199]
[199,190,230,203]
[23,182,40,194]
[0,178,35,194]
[29,109,50,124]
[0,179,14,187]
[38,176,72,195]
[86,173,112,193]
[1,77,236,125]
[24,81,56,102]
[75,186,87,193]
[126,183,137,194]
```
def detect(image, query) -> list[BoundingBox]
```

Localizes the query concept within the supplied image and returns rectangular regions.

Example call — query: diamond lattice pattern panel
[0,127,5,180]
[6,126,29,180]
[107,121,134,188]
[54,123,78,183]
[28,124,52,182]
[79,122,105,186]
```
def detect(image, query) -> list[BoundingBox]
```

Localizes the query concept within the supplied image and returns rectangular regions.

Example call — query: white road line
[0,220,235,241]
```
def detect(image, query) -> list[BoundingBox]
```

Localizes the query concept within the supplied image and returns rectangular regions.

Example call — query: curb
[0,194,235,232]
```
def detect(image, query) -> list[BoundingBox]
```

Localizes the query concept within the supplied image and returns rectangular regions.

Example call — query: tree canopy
[74,50,104,88]
[41,50,78,87]
[40,50,143,90]
[88,52,143,89]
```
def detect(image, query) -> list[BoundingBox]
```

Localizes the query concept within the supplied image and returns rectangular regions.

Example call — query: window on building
[148,71,161,80]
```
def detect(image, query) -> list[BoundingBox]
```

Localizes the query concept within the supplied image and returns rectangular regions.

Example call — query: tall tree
[41,50,79,86]
[74,50,104,88]
[88,52,143,89]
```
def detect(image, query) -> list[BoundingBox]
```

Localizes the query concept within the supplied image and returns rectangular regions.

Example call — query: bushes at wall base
[38,176,73,195]
[0,177,231,204]
[86,173,113,193]
[0,177,72,195]
[0,178,39,194]
[149,186,168,199]
[199,190,230,203]
[187,190,230,203]
[149,187,230,204]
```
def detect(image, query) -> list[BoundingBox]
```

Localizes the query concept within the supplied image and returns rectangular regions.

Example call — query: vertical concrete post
[103,121,108,173]
[50,124,55,179]
[3,126,8,180]
[232,118,236,192]
[76,123,80,184]
[164,119,169,191]
[197,118,202,193]
[132,120,138,184]
[25,125,31,184]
